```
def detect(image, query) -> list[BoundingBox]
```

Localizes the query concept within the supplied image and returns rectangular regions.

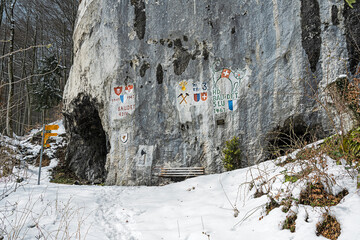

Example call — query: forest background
[0,0,79,137]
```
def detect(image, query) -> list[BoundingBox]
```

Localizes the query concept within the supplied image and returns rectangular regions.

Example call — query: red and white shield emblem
[221,69,231,78]
[201,92,208,101]
[121,133,128,143]
[125,85,134,93]
[114,86,122,96]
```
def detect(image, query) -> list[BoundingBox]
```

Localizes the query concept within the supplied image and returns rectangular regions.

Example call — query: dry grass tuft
[265,198,280,215]
[299,182,348,207]
[283,213,297,233]
[0,146,19,178]
[34,154,51,167]
[280,197,293,213]
[276,156,296,167]
[316,213,341,240]
[254,188,267,198]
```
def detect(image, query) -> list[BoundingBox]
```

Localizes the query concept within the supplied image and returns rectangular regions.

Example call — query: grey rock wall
[63,0,359,185]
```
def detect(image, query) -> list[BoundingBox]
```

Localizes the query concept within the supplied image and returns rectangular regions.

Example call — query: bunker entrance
[266,116,321,160]
[64,94,109,183]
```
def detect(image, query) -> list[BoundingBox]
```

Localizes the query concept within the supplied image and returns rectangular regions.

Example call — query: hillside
[1,122,359,240]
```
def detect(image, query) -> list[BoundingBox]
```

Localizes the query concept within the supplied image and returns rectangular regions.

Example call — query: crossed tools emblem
[178,93,189,104]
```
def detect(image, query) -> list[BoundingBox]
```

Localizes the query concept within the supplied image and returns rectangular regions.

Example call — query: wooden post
[37,116,45,185]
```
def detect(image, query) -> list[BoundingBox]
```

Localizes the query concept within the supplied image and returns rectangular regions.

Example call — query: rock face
[63,0,360,185]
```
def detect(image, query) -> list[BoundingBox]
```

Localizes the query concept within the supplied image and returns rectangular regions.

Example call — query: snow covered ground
[1,122,360,240]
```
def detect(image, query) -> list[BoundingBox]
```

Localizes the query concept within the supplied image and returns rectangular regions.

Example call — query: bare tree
[0,0,79,135]
[5,0,17,136]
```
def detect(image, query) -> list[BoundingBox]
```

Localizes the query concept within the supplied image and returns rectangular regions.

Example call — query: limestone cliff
[63,0,360,185]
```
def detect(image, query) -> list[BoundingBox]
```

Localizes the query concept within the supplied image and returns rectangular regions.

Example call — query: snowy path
[95,187,141,240]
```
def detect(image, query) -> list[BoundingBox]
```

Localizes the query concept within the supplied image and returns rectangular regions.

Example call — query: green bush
[322,127,360,164]
[222,136,242,171]
[342,127,360,158]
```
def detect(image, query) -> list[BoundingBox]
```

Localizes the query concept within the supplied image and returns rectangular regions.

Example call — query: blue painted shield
[228,100,233,111]
[120,95,125,103]
[194,93,200,102]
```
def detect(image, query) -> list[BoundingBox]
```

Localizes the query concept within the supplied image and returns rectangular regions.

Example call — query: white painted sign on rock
[110,83,135,120]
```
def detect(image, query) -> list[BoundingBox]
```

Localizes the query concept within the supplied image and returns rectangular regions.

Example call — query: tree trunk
[0,22,7,131]
[0,2,7,109]
[5,0,17,137]
[20,15,30,135]
[61,20,68,89]
[27,17,38,127]
[0,0,6,28]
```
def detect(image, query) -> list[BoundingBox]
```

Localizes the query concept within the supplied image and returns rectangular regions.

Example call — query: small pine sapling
[31,55,64,117]
[222,136,242,171]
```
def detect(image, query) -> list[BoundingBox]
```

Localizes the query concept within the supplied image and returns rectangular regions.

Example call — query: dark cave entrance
[64,94,110,183]
[266,116,322,160]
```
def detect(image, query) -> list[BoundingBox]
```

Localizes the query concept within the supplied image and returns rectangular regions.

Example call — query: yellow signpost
[43,132,58,148]
[38,124,59,185]
[45,125,59,131]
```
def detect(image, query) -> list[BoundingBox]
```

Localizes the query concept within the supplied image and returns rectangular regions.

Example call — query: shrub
[265,197,280,215]
[299,182,348,207]
[321,127,360,164]
[222,136,242,171]
[316,213,341,240]
[283,213,297,233]
[341,127,360,160]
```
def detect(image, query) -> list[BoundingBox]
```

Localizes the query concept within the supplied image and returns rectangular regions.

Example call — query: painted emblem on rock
[194,93,200,102]
[212,66,248,114]
[121,133,128,143]
[194,92,208,102]
[178,93,189,104]
[120,95,126,103]
[125,85,134,93]
[110,83,136,120]
[221,69,231,78]
[176,79,209,123]
[114,86,122,96]
[177,80,208,106]
[201,92,208,101]
[228,100,234,111]
[193,83,199,92]
[179,80,188,91]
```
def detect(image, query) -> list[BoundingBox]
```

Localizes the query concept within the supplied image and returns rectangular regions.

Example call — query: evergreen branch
[0,63,60,89]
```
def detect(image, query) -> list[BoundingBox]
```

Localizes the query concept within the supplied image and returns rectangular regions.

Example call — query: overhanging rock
[63,0,359,185]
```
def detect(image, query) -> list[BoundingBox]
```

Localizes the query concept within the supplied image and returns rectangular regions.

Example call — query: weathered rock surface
[63,0,360,185]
